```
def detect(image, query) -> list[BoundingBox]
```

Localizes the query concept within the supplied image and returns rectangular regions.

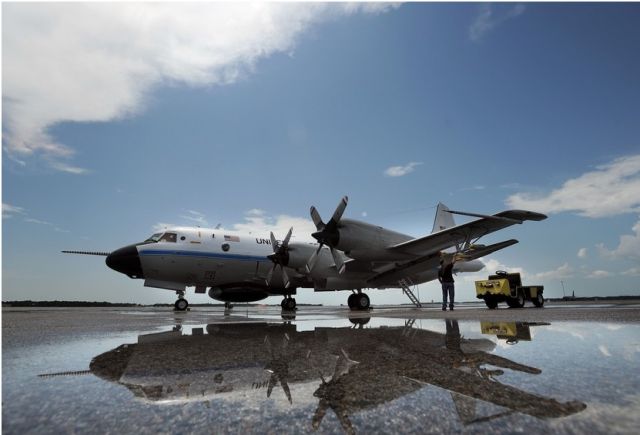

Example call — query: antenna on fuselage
[215,223,222,229]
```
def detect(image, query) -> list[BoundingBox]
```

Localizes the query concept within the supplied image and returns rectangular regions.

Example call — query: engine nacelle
[208,287,269,303]
[285,243,318,269]
[334,219,412,260]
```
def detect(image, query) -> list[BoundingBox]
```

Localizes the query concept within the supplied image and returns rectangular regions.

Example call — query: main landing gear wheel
[347,293,357,309]
[348,293,370,311]
[174,298,189,311]
[282,297,296,311]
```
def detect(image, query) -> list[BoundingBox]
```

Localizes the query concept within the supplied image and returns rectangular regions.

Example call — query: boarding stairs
[399,278,422,308]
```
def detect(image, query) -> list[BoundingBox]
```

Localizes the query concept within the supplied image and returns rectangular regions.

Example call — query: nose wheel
[174,291,189,311]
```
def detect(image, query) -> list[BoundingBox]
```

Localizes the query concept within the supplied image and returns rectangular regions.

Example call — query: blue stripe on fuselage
[139,249,267,262]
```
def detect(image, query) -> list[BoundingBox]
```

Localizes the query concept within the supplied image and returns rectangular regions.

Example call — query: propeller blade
[330,247,346,275]
[265,265,275,286]
[305,244,323,274]
[328,196,348,227]
[282,227,293,247]
[310,206,324,230]
[269,231,279,252]
[281,266,290,289]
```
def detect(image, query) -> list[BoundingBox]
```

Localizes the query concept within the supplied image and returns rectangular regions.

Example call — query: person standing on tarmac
[438,254,456,311]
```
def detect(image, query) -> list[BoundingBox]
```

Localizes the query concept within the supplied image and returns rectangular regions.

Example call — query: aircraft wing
[388,209,546,257]
[367,239,518,286]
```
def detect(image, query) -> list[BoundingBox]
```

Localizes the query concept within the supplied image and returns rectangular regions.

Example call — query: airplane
[63,197,547,311]
[41,320,586,432]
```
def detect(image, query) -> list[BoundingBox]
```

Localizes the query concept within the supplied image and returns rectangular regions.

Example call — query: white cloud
[577,248,588,259]
[151,209,316,241]
[469,3,526,42]
[506,154,640,218]
[24,217,53,226]
[598,345,612,357]
[532,263,573,281]
[587,270,612,279]
[2,203,25,219]
[152,222,176,233]
[232,212,316,241]
[384,161,423,177]
[460,185,486,192]
[179,210,208,227]
[49,161,90,175]
[246,208,266,217]
[459,257,526,283]
[3,3,396,173]
[597,218,640,261]
[622,267,640,276]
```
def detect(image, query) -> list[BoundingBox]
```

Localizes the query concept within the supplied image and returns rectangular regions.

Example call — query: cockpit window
[159,232,177,243]
[144,233,163,243]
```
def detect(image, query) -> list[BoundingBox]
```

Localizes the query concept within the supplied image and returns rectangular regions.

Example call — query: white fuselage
[131,226,483,295]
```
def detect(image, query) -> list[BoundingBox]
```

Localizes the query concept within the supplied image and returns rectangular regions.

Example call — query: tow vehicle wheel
[508,291,525,308]
[484,297,498,309]
[533,292,544,308]
[355,293,370,311]
[347,294,357,309]
[174,299,189,311]
[283,298,296,310]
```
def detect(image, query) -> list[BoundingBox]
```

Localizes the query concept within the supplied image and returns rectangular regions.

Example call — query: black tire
[349,317,370,326]
[533,292,544,308]
[280,299,286,309]
[355,293,370,310]
[485,297,498,309]
[283,298,296,310]
[347,294,357,309]
[174,299,188,311]
[508,291,525,308]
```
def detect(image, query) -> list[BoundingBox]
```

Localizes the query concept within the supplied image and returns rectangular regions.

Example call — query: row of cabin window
[159,232,240,243]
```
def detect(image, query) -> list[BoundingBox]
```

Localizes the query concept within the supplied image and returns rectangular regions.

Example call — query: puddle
[3,311,639,434]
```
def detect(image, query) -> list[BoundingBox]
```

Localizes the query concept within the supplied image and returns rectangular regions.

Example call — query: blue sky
[3,3,640,304]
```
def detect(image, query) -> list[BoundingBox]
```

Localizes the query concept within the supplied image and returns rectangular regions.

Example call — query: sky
[2,2,640,305]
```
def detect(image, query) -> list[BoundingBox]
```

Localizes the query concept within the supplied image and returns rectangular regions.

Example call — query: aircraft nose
[106,244,144,279]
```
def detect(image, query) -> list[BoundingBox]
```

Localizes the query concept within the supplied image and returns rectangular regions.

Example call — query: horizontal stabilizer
[495,210,547,222]
[62,250,111,256]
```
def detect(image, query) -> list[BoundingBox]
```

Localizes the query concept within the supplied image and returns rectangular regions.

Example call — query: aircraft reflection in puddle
[87,319,585,432]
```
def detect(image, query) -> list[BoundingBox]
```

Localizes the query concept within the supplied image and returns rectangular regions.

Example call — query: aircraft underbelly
[139,253,269,287]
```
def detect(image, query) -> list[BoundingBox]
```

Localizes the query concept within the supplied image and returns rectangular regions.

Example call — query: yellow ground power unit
[475,271,544,309]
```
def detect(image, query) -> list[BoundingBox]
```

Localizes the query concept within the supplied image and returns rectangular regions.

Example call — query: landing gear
[224,302,234,310]
[348,292,370,311]
[174,291,189,311]
[281,296,296,311]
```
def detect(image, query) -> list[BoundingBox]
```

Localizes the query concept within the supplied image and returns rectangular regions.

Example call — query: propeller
[306,196,348,274]
[266,227,293,288]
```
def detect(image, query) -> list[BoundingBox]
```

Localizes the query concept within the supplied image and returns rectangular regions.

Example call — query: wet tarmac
[3,303,640,434]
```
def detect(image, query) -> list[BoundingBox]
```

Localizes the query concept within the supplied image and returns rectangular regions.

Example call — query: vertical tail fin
[432,202,456,233]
